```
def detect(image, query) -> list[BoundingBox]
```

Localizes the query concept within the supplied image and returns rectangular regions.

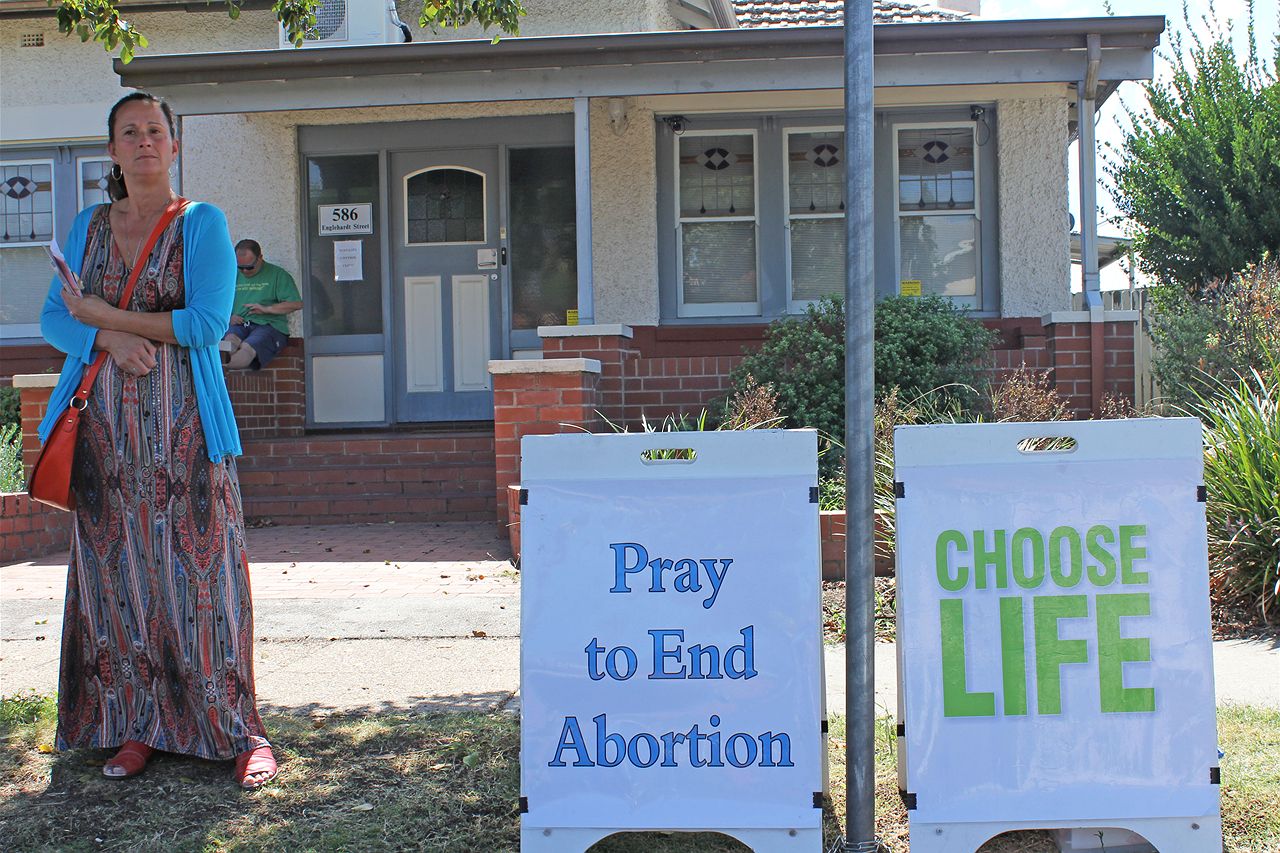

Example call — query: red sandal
[103,740,154,779]
[234,745,278,789]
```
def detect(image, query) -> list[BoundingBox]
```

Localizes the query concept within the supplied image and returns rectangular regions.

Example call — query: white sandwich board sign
[520,431,824,852]
[894,418,1221,852]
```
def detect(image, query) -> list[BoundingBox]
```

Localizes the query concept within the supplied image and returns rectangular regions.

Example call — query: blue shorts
[226,322,289,369]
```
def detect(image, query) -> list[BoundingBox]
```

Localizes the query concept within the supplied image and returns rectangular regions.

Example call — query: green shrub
[0,385,19,429]
[1150,256,1280,409]
[729,294,996,474]
[1193,353,1280,623]
[0,423,23,493]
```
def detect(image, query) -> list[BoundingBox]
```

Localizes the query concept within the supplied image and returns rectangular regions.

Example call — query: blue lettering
[758,732,793,767]
[604,646,638,681]
[609,543,647,593]
[649,629,686,679]
[549,716,593,767]
[627,733,660,768]
[700,558,733,609]
[672,559,700,593]
[726,733,758,768]
[584,637,606,681]
[595,713,626,767]
[724,626,757,680]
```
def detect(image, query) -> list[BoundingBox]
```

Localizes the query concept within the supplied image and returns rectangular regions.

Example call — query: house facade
[2,0,1161,533]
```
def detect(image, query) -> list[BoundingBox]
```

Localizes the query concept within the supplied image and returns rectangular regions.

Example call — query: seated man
[221,239,303,370]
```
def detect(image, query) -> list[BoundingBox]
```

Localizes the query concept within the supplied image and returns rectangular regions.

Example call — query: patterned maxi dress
[56,205,270,760]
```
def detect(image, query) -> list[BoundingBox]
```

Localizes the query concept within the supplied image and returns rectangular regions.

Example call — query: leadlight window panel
[899,214,978,298]
[405,167,485,245]
[787,129,846,304]
[788,131,845,215]
[897,127,975,212]
[678,133,756,218]
[0,161,54,245]
[78,157,113,210]
[509,147,577,330]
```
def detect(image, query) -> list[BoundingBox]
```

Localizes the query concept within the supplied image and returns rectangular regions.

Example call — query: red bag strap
[68,197,189,411]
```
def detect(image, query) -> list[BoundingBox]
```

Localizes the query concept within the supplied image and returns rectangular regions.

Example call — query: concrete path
[3,522,1277,716]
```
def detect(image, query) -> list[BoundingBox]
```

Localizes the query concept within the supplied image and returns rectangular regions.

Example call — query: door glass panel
[406,168,485,245]
[509,147,577,330]
[306,155,383,336]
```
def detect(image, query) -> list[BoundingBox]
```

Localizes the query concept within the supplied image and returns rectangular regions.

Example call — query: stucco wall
[995,96,1071,317]
[1,1,679,144]
[0,10,280,143]
[589,99,660,326]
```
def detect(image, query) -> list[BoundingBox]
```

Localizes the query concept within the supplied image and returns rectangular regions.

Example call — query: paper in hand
[44,237,82,293]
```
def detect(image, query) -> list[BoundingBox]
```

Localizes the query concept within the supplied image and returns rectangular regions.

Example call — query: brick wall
[19,384,54,480]
[223,340,306,439]
[0,492,71,564]
[491,361,602,528]
[1,343,62,385]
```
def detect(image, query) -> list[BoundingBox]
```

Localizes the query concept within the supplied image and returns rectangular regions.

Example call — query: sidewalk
[2,522,1277,715]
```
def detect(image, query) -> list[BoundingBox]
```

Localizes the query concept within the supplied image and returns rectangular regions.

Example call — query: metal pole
[844,0,876,850]
[573,97,595,324]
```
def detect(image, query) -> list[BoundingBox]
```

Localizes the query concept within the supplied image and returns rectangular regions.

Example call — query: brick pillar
[1045,311,1140,418]
[14,374,58,481]
[1044,314,1093,418]
[488,357,603,530]
[539,324,635,427]
[1102,319,1137,403]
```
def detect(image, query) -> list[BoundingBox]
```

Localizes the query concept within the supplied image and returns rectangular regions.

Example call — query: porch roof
[116,16,1163,117]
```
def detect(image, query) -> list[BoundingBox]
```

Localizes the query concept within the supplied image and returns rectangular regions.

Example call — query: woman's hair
[105,91,177,202]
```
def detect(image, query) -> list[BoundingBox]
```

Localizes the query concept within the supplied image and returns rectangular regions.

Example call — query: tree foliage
[49,0,527,62]
[1106,2,1280,294]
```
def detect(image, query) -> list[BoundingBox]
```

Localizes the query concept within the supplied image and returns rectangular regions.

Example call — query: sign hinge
[519,488,529,506]
[1210,767,1221,785]
[894,481,906,499]
[896,722,905,737]
[1197,485,1207,502]
[812,791,824,809]
[809,486,819,504]
[519,796,529,813]
[821,719,828,733]
[900,790,917,810]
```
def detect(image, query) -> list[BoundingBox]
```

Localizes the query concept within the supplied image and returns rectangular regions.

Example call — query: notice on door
[334,240,363,282]
[319,203,373,236]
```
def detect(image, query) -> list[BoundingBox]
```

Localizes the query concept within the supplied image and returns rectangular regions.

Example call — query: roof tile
[732,0,968,27]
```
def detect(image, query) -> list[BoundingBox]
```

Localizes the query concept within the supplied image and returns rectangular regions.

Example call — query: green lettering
[973,529,1008,590]
[999,597,1028,716]
[940,599,995,717]
[1097,593,1155,713]
[1048,527,1083,588]
[1011,528,1046,590]
[1085,525,1118,586]
[936,530,969,592]
[1119,525,1149,584]
[1033,595,1090,715]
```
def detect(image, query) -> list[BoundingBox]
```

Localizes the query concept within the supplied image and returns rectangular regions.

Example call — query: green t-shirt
[232,261,300,336]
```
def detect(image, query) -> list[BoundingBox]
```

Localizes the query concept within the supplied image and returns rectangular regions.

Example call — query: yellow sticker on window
[565,309,580,326]
[900,280,923,297]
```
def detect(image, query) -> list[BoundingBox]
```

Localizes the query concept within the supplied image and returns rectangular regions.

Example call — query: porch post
[1078,33,1102,309]
[844,0,877,849]
[573,97,595,324]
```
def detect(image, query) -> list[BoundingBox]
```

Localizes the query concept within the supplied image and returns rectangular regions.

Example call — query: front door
[391,148,502,422]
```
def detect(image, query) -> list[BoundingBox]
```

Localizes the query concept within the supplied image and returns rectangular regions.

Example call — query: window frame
[76,155,114,212]
[891,120,982,310]
[402,165,488,247]
[783,124,847,313]
[0,157,57,248]
[656,107,1000,324]
[673,127,761,318]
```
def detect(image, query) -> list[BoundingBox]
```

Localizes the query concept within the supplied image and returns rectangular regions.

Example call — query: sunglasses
[237,264,257,271]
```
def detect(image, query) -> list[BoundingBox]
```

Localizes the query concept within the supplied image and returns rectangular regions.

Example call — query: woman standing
[39,92,277,788]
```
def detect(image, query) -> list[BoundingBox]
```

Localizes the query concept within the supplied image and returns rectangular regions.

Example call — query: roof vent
[20,33,45,48]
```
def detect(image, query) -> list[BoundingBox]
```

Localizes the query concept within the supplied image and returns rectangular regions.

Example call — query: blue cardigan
[39,202,243,462]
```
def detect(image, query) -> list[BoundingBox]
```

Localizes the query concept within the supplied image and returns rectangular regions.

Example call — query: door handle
[501,247,508,266]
